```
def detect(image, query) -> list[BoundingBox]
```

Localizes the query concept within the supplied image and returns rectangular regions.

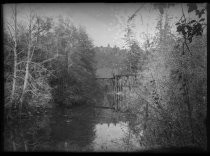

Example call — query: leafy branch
[175,3,206,55]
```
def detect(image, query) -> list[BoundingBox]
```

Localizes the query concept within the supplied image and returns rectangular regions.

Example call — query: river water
[4,95,145,152]
[48,104,143,152]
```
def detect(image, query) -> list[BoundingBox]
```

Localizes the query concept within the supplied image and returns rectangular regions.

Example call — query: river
[48,104,143,152]
[4,94,145,152]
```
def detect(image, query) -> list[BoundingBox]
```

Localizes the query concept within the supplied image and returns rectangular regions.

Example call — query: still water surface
[4,95,144,151]
[49,105,143,151]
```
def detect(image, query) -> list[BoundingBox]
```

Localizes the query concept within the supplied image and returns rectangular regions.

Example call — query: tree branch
[7,21,15,32]
[29,61,57,77]
[16,75,25,81]
[181,4,186,23]
[16,69,26,73]
[17,50,25,56]
[27,77,39,92]
[184,41,192,55]
[6,24,14,43]
[25,89,38,97]
[16,60,27,66]
[128,4,145,23]
[30,45,36,61]
[40,54,61,64]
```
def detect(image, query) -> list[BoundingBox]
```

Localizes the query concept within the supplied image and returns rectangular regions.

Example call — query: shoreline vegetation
[4,3,207,152]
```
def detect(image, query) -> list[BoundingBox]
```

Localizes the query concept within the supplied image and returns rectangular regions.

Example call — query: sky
[3,3,206,49]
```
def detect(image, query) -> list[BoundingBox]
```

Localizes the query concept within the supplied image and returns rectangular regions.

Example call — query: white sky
[3,3,206,49]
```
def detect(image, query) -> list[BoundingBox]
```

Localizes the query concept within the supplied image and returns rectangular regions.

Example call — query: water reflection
[93,122,129,151]
[48,102,144,152]
[50,106,96,151]
[5,95,143,151]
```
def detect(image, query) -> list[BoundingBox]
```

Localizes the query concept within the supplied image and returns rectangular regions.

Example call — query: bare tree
[4,4,18,108]
[19,10,34,114]
[11,5,17,105]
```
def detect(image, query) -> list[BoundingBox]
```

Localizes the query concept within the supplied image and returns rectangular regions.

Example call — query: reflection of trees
[119,113,146,151]
[95,106,129,126]
[50,106,96,151]
[4,114,52,151]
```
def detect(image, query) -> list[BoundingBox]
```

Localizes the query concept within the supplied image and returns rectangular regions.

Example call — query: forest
[3,3,207,152]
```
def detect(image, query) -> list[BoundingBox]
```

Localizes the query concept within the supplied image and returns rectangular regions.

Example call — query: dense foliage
[4,10,99,116]
[4,8,100,151]
[117,3,207,150]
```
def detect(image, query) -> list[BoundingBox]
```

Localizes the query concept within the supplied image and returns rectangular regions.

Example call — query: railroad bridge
[96,73,137,111]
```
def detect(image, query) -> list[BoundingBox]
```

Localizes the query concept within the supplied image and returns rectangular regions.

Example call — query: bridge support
[96,73,137,111]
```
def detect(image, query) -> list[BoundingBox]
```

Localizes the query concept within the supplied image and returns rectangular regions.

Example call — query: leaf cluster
[176,4,206,43]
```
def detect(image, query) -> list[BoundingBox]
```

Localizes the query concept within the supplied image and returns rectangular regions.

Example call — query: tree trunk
[19,12,32,114]
[11,4,17,108]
